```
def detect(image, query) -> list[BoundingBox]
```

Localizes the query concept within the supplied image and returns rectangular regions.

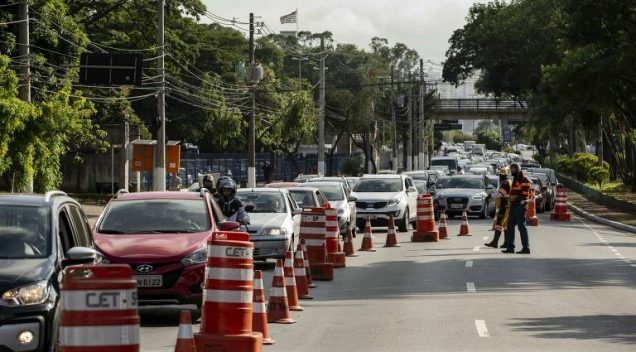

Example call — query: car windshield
[353,179,402,192]
[303,184,345,201]
[436,178,450,189]
[414,181,427,194]
[432,159,457,169]
[445,177,485,189]
[98,199,211,234]
[405,173,428,181]
[289,190,316,207]
[236,192,287,213]
[0,205,50,259]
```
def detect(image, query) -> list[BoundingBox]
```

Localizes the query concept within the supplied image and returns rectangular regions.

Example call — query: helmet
[217,177,237,201]
[509,162,521,174]
[498,167,510,177]
[216,176,232,191]
[202,174,214,189]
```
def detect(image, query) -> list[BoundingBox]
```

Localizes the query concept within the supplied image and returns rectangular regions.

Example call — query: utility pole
[407,83,413,171]
[154,0,166,191]
[19,0,33,193]
[368,101,375,173]
[390,65,398,171]
[419,59,427,168]
[247,12,256,187]
[317,37,326,175]
[598,116,604,167]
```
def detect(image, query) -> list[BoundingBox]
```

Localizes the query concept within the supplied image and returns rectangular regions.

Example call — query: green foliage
[341,155,364,176]
[588,166,610,189]
[476,130,503,151]
[503,146,515,153]
[451,131,472,143]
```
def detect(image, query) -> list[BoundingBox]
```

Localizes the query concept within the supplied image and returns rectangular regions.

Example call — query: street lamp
[291,56,308,81]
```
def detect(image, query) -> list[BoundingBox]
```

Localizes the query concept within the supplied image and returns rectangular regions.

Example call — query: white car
[235,188,301,260]
[298,182,357,236]
[350,174,418,232]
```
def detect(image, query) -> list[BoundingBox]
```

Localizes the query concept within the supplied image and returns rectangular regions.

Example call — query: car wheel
[398,209,409,232]
[478,201,487,219]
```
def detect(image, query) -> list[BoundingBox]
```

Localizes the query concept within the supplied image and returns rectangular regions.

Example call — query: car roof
[237,188,288,194]
[361,174,403,179]
[299,181,343,187]
[449,174,484,178]
[116,191,203,200]
[0,192,78,207]
[265,182,300,188]
[285,187,318,192]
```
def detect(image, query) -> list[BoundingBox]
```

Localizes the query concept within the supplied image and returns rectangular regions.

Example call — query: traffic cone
[527,190,540,226]
[458,209,471,236]
[284,251,303,311]
[174,310,197,352]
[551,187,572,221]
[343,227,358,257]
[359,217,376,252]
[384,216,401,247]
[252,270,275,345]
[438,211,449,239]
[300,243,317,288]
[293,249,313,300]
[267,259,296,324]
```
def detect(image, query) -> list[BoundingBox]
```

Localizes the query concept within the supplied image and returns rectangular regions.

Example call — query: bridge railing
[434,99,528,111]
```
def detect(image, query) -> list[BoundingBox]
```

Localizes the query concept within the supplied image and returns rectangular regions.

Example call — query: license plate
[134,275,163,288]
[450,204,464,209]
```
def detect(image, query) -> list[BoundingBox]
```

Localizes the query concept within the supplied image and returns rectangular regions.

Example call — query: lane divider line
[466,260,473,268]
[631,264,636,268]
[473,246,481,252]
[466,282,476,293]
[475,320,490,337]
[482,236,489,240]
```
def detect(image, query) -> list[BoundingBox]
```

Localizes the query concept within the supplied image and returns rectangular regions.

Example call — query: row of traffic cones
[173,218,403,352]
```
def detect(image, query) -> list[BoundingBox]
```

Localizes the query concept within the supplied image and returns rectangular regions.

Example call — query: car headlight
[181,245,207,266]
[337,208,345,216]
[0,281,50,306]
[471,195,484,200]
[387,198,401,206]
[265,228,287,236]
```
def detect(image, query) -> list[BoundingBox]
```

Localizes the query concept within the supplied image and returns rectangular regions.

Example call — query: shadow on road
[582,242,636,248]
[508,315,636,345]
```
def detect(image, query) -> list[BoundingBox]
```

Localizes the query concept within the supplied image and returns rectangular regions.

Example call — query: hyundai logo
[137,264,154,273]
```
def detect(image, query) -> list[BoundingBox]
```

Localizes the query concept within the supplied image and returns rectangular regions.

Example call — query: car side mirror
[407,186,417,193]
[219,221,241,231]
[245,205,255,212]
[63,247,99,267]
[348,196,357,202]
[292,208,302,216]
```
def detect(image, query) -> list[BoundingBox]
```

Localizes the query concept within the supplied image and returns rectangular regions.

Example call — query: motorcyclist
[215,177,250,225]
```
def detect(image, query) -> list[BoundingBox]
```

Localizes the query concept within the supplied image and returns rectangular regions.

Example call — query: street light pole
[247,13,256,187]
[390,65,398,172]
[155,0,166,191]
[292,56,307,81]
[317,37,326,175]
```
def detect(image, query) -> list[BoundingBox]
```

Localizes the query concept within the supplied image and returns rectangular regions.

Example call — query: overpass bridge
[431,99,528,121]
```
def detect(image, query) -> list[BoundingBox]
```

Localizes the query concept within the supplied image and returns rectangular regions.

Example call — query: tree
[473,120,497,135]
[476,130,503,151]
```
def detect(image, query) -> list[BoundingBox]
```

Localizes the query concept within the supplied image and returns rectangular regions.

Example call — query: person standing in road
[502,163,532,254]
[169,173,182,191]
[485,167,511,248]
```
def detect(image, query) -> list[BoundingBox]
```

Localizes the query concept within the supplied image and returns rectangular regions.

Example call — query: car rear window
[353,179,402,192]
[0,205,50,258]
[98,199,211,234]
[236,192,287,213]
[289,190,316,207]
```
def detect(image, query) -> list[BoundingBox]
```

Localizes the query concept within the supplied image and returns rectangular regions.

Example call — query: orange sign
[132,144,154,172]
[166,144,181,174]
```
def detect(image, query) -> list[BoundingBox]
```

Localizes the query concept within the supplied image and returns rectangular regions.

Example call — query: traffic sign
[503,128,512,143]
[80,53,143,86]
[434,123,463,131]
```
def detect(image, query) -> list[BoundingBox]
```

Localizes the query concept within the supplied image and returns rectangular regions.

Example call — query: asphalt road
[137,212,636,352]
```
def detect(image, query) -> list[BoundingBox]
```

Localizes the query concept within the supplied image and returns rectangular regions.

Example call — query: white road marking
[475,320,490,337]
[482,236,489,240]
[466,260,473,268]
[466,282,476,293]
[611,248,618,252]
[631,264,636,268]
[473,246,481,252]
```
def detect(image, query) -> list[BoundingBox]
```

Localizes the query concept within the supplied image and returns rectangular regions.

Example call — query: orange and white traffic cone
[300,243,317,288]
[458,209,471,236]
[174,310,197,352]
[252,270,275,345]
[438,211,449,240]
[293,249,313,300]
[343,227,358,257]
[284,251,303,311]
[267,259,296,324]
[359,217,376,252]
[526,190,540,226]
[384,216,401,247]
[551,187,572,221]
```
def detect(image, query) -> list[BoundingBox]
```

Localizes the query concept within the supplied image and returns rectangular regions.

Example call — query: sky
[201,0,478,67]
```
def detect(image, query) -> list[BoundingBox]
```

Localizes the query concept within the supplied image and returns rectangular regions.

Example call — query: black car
[0,191,99,352]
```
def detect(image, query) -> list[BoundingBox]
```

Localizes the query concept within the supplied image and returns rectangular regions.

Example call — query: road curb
[568,204,636,234]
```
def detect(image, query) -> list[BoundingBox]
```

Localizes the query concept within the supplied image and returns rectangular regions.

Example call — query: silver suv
[350,174,418,232]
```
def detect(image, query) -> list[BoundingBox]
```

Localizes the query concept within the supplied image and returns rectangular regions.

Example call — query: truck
[472,144,486,155]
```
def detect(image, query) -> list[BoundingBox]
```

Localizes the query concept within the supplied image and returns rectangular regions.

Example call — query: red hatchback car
[93,190,239,307]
